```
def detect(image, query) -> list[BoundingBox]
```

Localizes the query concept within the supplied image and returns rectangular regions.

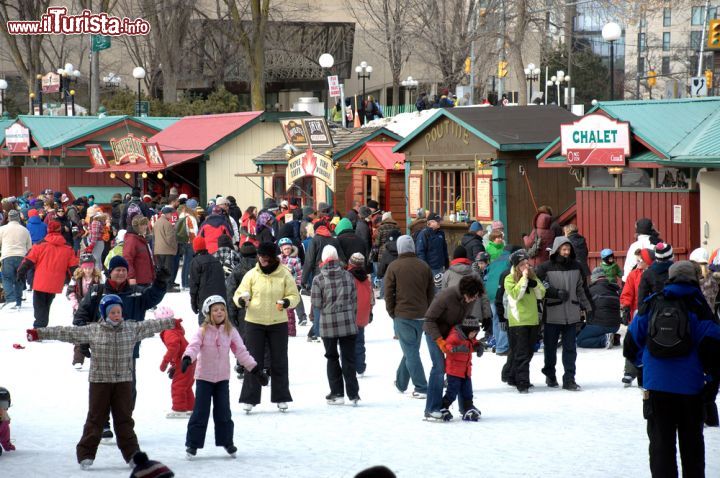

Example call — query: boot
[287,309,296,337]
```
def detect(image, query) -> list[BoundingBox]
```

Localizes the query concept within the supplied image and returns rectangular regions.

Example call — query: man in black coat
[336,218,367,266]
[460,221,485,261]
[189,236,227,325]
[564,224,590,278]
[225,195,242,224]
[638,242,674,306]
[576,268,621,348]
[301,219,347,289]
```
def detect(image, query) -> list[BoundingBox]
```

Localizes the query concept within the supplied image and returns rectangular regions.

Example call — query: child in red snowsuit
[157,307,195,417]
[0,387,15,456]
[440,316,482,421]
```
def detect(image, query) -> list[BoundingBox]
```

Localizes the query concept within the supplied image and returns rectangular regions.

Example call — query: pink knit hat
[154,306,175,320]
[491,220,504,230]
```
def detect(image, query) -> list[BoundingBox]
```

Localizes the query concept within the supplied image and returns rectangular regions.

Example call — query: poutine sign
[286,148,335,191]
[560,114,630,166]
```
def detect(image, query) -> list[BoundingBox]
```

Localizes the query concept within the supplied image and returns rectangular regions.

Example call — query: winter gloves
[275,299,290,311]
[167,366,176,380]
[435,337,447,353]
[251,366,270,386]
[181,356,192,373]
[26,329,39,342]
[474,342,484,357]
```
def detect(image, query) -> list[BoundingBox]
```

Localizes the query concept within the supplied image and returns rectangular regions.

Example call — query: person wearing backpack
[624,261,720,478]
[638,242,674,305]
[177,202,199,291]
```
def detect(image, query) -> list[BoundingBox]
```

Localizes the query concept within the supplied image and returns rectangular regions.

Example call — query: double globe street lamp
[57,63,81,116]
[524,63,541,103]
[355,61,373,103]
[318,53,335,121]
[401,76,418,106]
[546,71,570,106]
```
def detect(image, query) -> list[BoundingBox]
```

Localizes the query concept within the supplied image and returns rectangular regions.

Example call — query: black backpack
[647,296,692,358]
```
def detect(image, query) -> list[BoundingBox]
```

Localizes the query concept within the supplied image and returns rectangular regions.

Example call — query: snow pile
[0,289,718,477]
[364,109,438,137]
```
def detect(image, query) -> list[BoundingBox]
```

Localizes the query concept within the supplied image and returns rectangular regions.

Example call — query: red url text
[6,7,150,36]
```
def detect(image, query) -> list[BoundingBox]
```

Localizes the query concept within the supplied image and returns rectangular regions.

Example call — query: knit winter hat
[116,229,127,243]
[635,218,655,235]
[108,255,129,273]
[257,241,278,257]
[590,267,606,283]
[186,199,198,210]
[358,206,372,219]
[215,197,228,206]
[366,199,380,210]
[382,211,393,222]
[491,220,504,230]
[192,236,207,252]
[640,248,655,266]
[99,294,123,321]
[27,208,38,217]
[130,451,174,478]
[239,241,257,257]
[461,316,481,331]
[79,253,95,267]
[47,221,61,234]
[668,260,699,285]
[689,247,709,264]
[302,206,314,217]
[153,306,174,320]
[453,245,468,260]
[349,252,365,267]
[396,235,415,255]
[263,197,278,211]
[469,221,483,232]
[654,242,673,261]
[7,209,19,221]
[318,202,331,215]
[321,245,339,262]
[510,249,530,267]
[217,234,233,249]
[334,217,354,236]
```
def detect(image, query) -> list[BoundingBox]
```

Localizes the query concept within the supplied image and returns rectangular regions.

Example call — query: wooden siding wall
[14,166,119,199]
[0,167,21,197]
[503,152,577,246]
[576,189,700,270]
[386,172,406,227]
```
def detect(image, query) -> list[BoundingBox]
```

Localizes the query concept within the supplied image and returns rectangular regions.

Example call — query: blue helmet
[278,237,293,247]
[600,248,614,259]
[99,294,123,320]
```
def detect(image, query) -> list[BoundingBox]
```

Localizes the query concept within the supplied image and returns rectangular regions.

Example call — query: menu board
[409,175,422,216]
[476,175,492,220]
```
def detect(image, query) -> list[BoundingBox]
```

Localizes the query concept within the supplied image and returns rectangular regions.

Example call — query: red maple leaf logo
[302,148,317,176]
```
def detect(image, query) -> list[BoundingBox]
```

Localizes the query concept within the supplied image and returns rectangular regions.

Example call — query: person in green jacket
[486,229,505,262]
[104,229,126,271]
[501,250,546,393]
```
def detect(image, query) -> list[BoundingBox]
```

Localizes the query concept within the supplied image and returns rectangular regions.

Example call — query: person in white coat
[622,218,661,282]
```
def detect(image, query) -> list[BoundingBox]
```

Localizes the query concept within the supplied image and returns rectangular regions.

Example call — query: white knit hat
[321,245,339,262]
[689,247,709,264]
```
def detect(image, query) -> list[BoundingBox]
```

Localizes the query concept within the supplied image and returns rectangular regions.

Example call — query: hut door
[365,174,380,203]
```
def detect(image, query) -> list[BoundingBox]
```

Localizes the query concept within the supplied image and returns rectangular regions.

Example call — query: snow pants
[0,419,14,451]
[322,335,359,399]
[443,375,474,414]
[77,382,138,463]
[32,291,55,328]
[186,380,233,449]
[503,325,539,389]
[239,322,292,405]
[645,390,705,478]
[171,363,196,412]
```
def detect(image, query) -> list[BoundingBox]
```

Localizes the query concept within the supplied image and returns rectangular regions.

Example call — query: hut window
[273,175,287,197]
[587,167,614,187]
[621,169,651,188]
[428,170,474,216]
[658,167,689,189]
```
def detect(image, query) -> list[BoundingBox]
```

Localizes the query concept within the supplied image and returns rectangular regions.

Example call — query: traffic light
[464,57,471,74]
[647,69,657,88]
[705,69,713,88]
[498,60,508,78]
[708,19,720,49]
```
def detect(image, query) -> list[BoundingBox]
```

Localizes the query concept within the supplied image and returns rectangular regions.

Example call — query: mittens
[181,356,192,373]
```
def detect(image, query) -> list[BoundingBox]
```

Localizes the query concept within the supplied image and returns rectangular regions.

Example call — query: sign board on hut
[5,123,30,153]
[280,117,334,149]
[560,114,630,166]
[286,148,335,192]
[41,72,61,93]
[110,133,148,164]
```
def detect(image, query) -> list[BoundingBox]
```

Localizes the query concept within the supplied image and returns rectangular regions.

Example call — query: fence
[326,103,416,121]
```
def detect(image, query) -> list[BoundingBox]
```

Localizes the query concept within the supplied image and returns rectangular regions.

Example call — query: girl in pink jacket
[181,295,268,459]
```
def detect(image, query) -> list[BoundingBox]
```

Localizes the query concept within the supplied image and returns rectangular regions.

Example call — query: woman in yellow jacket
[502,250,545,394]
[233,242,300,413]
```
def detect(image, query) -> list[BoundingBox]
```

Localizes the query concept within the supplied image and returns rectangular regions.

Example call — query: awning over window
[69,186,131,204]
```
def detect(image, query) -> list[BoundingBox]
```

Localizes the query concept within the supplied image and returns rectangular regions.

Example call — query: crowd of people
[1,188,720,477]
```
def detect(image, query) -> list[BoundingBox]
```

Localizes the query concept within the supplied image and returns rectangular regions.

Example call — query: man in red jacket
[17,221,78,328]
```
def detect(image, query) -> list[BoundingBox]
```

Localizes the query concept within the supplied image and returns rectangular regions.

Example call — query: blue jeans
[491,303,509,353]
[373,262,384,299]
[355,327,366,374]
[576,323,619,348]
[424,332,445,414]
[443,375,473,413]
[186,379,233,449]
[2,256,23,306]
[310,306,321,337]
[542,322,578,383]
[181,243,193,289]
[393,319,427,393]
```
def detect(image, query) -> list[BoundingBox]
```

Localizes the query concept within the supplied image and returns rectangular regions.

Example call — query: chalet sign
[561,114,630,166]
[5,123,30,153]
[110,133,148,164]
[286,149,335,191]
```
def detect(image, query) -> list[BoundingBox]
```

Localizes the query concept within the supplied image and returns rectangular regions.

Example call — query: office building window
[663,32,671,51]
[662,57,671,75]
[663,7,671,27]
[692,6,705,25]
[639,33,646,52]
[691,30,703,50]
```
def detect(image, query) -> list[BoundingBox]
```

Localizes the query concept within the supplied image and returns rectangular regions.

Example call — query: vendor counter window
[427,170,476,216]
[585,167,690,189]
[272,175,314,205]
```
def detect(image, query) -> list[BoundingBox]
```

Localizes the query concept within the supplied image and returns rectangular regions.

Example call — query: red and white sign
[41,72,60,93]
[561,114,630,166]
[5,123,30,153]
[327,75,340,97]
[86,144,108,168]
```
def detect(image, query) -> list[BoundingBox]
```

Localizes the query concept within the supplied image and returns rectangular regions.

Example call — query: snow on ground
[1,288,718,478]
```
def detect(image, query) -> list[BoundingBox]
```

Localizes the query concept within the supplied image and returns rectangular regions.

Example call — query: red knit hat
[192,236,206,252]
[28,209,39,217]
[48,221,61,234]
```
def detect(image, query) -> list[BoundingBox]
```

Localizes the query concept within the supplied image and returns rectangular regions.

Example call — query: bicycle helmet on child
[278,237,293,247]
[600,248,614,260]
[99,294,123,320]
[202,295,227,317]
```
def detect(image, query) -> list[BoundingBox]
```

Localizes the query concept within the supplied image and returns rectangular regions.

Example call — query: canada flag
[302,148,317,176]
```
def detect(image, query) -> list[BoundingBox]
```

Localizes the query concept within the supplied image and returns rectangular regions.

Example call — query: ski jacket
[423,286,476,340]
[504,269,546,327]
[183,323,257,383]
[384,252,434,319]
[123,232,155,285]
[20,233,78,293]
[445,325,479,378]
[620,267,643,322]
[523,212,555,265]
[416,227,449,271]
[587,279,621,328]
[311,260,358,338]
[160,320,189,369]
[350,266,374,328]
[26,216,47,244]
[638,261,673,307]
[460,233,485,262]
[236,261,300,326]
[189,252,227,314]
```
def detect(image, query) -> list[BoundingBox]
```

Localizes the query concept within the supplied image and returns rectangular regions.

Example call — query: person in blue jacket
[26,209,47,244]
[415,213,449,288]
[624,261,720,478]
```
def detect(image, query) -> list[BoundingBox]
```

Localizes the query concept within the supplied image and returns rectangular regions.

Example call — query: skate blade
[166,412,192,419]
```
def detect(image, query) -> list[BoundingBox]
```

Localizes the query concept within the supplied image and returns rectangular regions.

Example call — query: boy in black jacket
[576,268,621,348]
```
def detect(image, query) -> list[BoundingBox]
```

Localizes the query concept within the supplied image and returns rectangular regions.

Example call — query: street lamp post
[547,71,570,107]
[523,63,541,104]
[35,74,43,115]
[602,21,622,101]
[318,53,334,121]
[401,76,418,107]
[0,79,7,116]
[355,61,372,121]
[132,66,146,117]
[57,63,81,116]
